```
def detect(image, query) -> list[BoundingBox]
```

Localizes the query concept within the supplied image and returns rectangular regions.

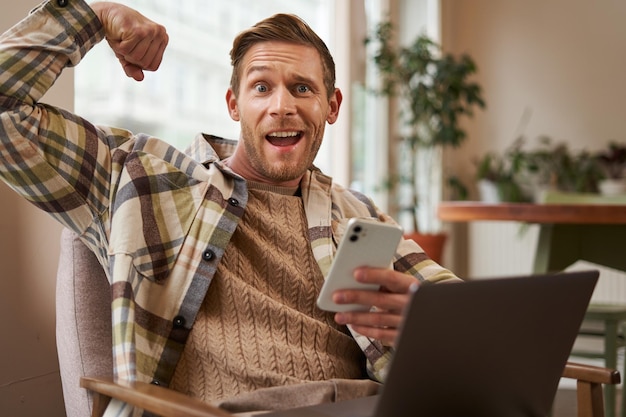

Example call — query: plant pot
[598,179,626,196]
[477,180,500,203]
[404,232,447,265]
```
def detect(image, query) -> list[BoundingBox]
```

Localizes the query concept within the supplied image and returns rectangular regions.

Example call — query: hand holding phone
[316,218,403,312]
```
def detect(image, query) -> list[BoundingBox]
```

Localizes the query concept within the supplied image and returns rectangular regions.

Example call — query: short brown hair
[229,14,336,99]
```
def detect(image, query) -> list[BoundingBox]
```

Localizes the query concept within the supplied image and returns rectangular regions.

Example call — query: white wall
[439,0,626,276]
[0,1,71,415]
[443,0,626,190]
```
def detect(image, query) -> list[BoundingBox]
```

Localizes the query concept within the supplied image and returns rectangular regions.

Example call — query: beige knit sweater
[171,182,366,403]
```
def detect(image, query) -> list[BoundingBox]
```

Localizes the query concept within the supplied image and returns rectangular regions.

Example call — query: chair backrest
[56,228,112,417]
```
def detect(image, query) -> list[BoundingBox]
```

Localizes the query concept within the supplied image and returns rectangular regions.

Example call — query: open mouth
[266,131,303,147]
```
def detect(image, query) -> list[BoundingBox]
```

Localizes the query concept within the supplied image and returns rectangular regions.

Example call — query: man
[0,1,460,415]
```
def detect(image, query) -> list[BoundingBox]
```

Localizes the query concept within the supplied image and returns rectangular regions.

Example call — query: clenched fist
[90,2,168,81]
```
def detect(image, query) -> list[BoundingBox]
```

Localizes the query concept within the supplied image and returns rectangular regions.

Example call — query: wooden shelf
[438,202,626,225]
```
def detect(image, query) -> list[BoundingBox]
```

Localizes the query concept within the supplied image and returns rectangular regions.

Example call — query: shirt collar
[185,133,238,165]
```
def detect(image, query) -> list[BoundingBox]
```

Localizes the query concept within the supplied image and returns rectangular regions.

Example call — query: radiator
[468,222,626,304]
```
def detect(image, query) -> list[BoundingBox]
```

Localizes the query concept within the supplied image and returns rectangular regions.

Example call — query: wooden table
[438,202,626,273]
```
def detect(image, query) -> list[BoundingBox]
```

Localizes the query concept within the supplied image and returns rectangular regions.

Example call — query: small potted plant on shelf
[474,136,605,203]
[520,136,602,198]
[367,20,485,263]
[474,140,528,203]
[595,141,626,196]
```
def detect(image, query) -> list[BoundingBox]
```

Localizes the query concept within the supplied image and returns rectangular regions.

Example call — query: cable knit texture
[171,182,366,403]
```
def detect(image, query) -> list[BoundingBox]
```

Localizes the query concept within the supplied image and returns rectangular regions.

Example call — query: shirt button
[173,316,186,328]
[57,0,68,7]
[202,249,215,261]
[227,197,239,207]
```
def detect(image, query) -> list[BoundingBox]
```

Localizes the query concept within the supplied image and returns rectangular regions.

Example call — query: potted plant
[473,136,604,203]
[595,141,626,196]
[367,20,486,262]
[512,136,603,200]
[474,143,528,203]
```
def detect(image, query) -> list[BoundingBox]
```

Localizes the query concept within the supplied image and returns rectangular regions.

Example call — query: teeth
[268,131,299,138]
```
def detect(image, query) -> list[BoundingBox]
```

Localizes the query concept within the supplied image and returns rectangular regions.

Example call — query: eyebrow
[246,65,270,76]
[246,65,318,87]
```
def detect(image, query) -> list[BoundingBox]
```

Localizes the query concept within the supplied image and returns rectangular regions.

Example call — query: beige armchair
[56,228,620,417]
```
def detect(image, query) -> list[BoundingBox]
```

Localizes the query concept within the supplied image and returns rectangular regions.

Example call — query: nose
[269,86,296,117]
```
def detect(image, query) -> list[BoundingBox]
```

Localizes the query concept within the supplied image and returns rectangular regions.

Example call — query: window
[353,0,441,219]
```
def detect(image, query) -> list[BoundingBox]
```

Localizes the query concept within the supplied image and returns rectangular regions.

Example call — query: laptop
[264,269,599,417]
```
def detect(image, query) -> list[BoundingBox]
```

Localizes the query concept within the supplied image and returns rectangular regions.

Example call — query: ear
[326,88,342,125]
[226,88,240,121]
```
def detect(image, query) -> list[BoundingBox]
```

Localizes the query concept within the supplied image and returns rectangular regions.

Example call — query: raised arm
[0,0,167,238]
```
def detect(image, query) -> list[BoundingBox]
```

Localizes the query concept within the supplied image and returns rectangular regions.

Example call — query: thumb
[111,45,145,81]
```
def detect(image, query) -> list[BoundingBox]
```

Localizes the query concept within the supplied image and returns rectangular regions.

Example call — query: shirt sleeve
[0,0,131,235]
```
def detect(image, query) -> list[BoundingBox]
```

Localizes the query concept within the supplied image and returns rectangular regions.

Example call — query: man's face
[226,41,342,187]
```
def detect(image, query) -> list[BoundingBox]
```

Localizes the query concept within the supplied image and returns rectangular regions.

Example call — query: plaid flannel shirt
[0,1,460,415]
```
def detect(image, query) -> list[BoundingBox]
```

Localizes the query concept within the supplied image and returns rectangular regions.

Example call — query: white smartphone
[316,218,403,312]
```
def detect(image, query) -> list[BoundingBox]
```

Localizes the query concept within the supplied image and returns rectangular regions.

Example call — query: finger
[338,312,400,347]
[333,288,410,312]
[349,324,397,347]
[354,268,417,294]
[123,63,145,81]
[115,56,145,81]
[123,34,168,71]
[336,309,404,347]
[336,310,404,330]
[146,38,168,71]
[111,34,167,73]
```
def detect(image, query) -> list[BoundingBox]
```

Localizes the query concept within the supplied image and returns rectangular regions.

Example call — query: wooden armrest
[80,376,235,417]
[81,364,621,417]
[562,362,620,417]
[563,362,621,385]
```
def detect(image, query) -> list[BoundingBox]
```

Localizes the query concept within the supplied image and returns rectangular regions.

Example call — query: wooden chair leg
[577,380,606,417]
[90,391,112,417]
[604,320,619,417]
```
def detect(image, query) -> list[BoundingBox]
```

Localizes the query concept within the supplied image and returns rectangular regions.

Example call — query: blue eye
[296,85,310,94]
[255,84,268,93]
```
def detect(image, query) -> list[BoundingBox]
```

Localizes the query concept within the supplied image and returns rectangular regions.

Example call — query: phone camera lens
[349,234,359,242]
[353,226,362,233]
